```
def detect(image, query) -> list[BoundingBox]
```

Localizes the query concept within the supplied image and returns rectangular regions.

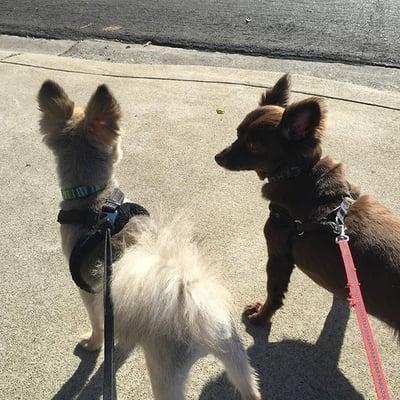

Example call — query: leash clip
[335,224,349,243]
[95,211,118,231]
[334,201,350,243]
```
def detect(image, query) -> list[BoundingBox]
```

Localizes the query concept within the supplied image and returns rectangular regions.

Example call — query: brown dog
[215,74,400,334]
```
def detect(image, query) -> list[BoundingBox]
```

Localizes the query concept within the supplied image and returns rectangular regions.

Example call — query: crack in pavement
[0,51,21,61]
[1,58,399,112]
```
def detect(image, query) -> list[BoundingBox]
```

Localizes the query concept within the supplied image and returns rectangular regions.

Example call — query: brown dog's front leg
[244,254,294,325]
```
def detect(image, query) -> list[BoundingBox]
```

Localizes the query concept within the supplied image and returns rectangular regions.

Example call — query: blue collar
[61,182,107,200]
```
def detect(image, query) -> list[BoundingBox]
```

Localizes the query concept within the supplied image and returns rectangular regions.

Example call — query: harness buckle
[294,220,304,236]
[95,188,125,231]
[102,188,124,213]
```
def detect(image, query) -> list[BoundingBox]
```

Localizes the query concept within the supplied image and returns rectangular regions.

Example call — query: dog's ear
[38,80,74,123]
[85,84,121,144]
[259,74,291,107]
[280,97,327,142]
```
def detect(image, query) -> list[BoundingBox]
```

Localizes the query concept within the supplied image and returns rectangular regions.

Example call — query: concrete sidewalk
[0,43,399,400]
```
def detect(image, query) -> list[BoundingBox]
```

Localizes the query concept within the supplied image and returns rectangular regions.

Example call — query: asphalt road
[1,0,399,67]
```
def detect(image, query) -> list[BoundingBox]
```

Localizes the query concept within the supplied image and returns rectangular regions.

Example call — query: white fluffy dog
[38,80,261,400]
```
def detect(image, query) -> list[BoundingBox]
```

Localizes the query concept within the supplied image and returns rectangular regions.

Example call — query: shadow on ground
[51,345,128,400]
[200,296,363,400]
[51,297,362,400]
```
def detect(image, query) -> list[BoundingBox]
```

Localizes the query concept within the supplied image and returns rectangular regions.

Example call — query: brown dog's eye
[247,141,261,153]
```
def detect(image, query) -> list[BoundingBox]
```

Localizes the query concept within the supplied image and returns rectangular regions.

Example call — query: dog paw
[78,332,103,352]
[243,302,269,325]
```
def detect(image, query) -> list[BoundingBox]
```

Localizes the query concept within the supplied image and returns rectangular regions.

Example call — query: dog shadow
[200,296,364,400]
[51,345,128,400]
[52,297,361,400]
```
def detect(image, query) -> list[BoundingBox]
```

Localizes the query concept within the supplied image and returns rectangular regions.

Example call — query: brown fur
[259,73,291,107]
[215,74,400,335]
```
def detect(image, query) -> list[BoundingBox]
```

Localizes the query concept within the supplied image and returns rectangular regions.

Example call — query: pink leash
[336,230,392,400]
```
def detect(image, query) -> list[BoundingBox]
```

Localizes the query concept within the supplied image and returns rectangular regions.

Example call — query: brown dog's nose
[215,146,231,166]
[214,152,224,166]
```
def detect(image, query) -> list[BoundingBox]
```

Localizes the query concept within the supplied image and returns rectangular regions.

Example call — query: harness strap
[337,238,392,400]
[269,196,355,237]
[58,203,149,229]
[69,229,105,293]
[57,208,100,226]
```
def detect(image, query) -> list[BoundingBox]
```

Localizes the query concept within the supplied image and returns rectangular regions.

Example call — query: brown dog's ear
[85,84,121,144]
[280,97,327,142]
[259,74,291,107]
[38,80,74,122]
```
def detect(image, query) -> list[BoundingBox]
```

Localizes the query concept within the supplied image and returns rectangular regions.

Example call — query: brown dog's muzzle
[214,145,232,167]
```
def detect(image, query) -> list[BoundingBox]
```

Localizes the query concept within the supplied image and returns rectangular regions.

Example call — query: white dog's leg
[210,326,261,400]
[143,340,199,400]
[78,289,104,351]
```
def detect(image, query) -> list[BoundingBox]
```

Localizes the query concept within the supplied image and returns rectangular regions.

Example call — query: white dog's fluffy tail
[111,216,232,349]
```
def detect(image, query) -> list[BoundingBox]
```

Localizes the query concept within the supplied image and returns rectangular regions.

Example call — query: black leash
[103,227,115,400]
[102,190,125,400]
[57,188,150,399]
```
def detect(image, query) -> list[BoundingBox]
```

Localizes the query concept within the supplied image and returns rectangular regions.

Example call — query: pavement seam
[0,52,21,61]
[57,40,80,57]
[1,59,399,112]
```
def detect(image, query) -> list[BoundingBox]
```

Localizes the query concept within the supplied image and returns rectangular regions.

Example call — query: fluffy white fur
[112,216,261,399]
[112,216,232,347]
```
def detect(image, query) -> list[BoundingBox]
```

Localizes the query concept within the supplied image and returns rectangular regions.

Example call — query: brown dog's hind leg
[244,254,294,325]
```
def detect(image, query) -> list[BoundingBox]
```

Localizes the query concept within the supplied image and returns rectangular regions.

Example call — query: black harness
[57,188,149,293]
[269,194,357,239]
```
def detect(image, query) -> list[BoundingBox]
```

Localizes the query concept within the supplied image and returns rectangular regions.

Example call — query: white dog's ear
[85,84,121,145]
[259,74,291,107]
[38,80,74,123]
